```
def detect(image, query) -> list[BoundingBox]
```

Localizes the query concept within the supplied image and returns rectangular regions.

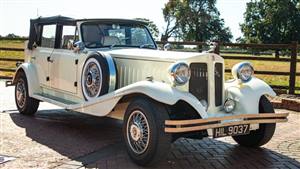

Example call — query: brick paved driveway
[0,80,300,169]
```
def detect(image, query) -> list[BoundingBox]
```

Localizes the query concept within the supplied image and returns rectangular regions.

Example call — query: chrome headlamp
[169,62,190,86]
[232,62,254,82]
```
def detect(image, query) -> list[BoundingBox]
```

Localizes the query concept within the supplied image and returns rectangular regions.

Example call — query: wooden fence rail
[0,39,299,94]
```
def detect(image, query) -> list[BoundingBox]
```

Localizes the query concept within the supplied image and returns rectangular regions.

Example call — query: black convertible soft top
[28,16,76,49]
[27,15,146,49]
[30,15,76,25]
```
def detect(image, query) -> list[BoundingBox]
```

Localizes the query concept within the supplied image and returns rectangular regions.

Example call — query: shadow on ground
[9,110,300,169]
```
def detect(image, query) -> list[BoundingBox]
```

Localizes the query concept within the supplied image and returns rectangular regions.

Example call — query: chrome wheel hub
[130,124,142,141]
[126,110,150,154]
[86,70,97,87]
[16,79,26,108]
[82,59,102,98]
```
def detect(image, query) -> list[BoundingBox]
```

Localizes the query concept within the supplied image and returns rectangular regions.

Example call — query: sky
[0,0,250,41]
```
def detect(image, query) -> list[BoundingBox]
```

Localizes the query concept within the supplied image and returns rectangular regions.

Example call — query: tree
[161,0,180,41]
[162,0,232,43]
[6,33,20,38]
[241,0,300,44]
[135,18,159,40]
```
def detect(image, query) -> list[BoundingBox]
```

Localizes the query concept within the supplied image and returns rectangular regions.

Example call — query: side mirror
[73,41,85,52]
[163,43,171,51]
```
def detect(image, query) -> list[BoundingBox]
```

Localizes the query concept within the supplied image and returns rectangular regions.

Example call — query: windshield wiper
[139,44,155,49]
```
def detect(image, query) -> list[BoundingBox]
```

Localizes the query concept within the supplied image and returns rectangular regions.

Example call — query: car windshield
[81,22,156,49]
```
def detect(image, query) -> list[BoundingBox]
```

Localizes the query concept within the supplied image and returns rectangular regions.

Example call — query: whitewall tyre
[81,55,110,100]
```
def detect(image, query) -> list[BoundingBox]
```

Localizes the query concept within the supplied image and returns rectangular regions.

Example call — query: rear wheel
[123,97,172,166]
[232,96,276,147]
[15,72,39,115]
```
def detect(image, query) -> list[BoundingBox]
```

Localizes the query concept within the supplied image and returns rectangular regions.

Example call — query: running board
[165,113,289,133]
[32,92,122,117]
[32,94,78,108]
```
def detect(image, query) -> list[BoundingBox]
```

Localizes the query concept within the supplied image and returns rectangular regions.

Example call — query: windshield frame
[79,21,157,49]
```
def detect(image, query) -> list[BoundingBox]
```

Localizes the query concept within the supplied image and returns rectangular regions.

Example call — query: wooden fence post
[289,41,298,94]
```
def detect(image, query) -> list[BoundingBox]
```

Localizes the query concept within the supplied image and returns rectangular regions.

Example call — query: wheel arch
[106,85,205,121]
[120,94,202,119]
[225,77,276,115]
[72,81,208,118]
[12,63,41,96]
[115,81,208,118]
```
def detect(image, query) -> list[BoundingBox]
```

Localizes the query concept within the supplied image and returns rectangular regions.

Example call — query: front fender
[70,80,208,118]
[12,63,40,96]
[225,77,276,115]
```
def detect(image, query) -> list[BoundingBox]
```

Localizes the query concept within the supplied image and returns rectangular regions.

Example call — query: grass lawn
[1,40,299,91]
[0,40,26,48]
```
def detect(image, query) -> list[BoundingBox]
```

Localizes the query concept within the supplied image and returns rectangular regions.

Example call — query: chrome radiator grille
[189,63,208,103]
[215,63,223,106]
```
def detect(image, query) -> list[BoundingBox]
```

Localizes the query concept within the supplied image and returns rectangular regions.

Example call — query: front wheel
[123,97,172,166]
[15,71,39,115]
[232,96,276,147]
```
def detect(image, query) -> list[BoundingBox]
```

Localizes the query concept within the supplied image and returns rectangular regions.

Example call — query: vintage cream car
[11,16,288,166]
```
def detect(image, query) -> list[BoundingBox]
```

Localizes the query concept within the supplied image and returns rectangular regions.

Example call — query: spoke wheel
[16,78,26,108]
[14,71,39,115]
[81,55,111,101]
[126,110,150,154]
[83,59,102,98]
[123,98,172,166]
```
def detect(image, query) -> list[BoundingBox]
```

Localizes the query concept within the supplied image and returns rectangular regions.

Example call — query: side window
[61,25,76,49]
[41,25,56,48]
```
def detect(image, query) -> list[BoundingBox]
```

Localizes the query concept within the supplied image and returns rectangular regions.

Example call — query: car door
[49,25,79,94]
[32,24,56,88]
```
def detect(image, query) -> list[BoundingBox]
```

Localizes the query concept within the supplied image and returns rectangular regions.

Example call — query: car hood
[104,48,211,62]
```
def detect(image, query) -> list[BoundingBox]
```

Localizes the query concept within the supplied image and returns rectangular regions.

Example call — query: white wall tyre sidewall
[81,58,103,101]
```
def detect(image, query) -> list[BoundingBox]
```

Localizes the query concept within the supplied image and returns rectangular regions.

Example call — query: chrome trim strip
[98,52,117,92]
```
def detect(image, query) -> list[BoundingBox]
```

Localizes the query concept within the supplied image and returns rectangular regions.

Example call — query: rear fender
[12,63,40,96]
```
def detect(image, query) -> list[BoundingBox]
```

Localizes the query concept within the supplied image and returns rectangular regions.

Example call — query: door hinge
[74,82,77,87]
[46,77,50,81]
[75,59,78,65]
